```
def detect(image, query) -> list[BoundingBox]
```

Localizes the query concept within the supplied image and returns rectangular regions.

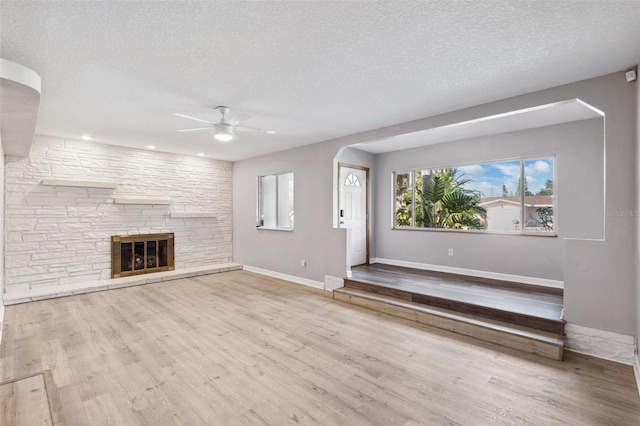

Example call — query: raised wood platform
[334,263,565,360]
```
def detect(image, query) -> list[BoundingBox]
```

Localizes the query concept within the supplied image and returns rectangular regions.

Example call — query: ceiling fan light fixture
[174,107,273,140]
[214,133,233,142]
[214,124,235,142]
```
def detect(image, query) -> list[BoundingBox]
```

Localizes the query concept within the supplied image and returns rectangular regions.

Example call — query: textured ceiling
[1,1,639,161]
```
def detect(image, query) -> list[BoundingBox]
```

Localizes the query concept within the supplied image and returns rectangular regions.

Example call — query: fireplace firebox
[111,233,175,278]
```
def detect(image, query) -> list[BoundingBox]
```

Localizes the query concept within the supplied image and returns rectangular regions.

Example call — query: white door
[339,166,367,266]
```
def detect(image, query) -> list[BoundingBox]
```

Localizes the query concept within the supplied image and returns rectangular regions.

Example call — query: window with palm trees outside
[393,157,554,234]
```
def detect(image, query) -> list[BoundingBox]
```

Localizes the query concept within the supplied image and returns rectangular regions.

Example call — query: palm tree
[417,168,487,229]
[395,174,413,226]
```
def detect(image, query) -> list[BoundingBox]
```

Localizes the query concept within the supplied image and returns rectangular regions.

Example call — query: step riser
[344,279,564,334]
[334,291,563,361]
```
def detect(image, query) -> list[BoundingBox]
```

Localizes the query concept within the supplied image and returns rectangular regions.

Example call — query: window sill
[256,227,294,232]
[391,227,557,237]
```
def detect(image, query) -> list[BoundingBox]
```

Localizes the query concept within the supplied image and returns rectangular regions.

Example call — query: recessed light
[81,135,92,141]
[146,145,156,150]
[197,153,205,157]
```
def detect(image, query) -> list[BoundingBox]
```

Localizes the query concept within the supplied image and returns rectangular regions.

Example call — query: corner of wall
[0,305,4,347]
[636,59,640,368]
[0,138,5,345]
[634,352,640,397]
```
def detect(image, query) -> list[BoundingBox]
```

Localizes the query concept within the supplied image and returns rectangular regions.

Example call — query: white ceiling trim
[351,99,603,154]
[0,58,41,157]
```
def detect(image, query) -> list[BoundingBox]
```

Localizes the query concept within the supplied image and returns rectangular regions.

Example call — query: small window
[258,172,294,229]
[395,172,413,227]
[345,173,361,187]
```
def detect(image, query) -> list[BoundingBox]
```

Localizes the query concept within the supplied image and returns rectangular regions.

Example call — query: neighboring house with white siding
[479,196,554,232]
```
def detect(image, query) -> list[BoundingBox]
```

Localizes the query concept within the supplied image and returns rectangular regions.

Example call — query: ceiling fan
[173,106,275,142]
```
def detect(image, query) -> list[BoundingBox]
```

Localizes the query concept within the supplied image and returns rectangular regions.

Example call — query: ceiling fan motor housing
[214,123,235,141]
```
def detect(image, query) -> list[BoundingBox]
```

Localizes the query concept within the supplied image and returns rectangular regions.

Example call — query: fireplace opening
[112,233,175,278]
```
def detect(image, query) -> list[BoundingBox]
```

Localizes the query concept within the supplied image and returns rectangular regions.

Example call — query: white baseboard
[370,257,564,289]
[564,323,636,366]
[242,265,326,290]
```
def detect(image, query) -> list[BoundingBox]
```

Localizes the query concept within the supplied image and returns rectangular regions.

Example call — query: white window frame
[257,172,294,231]
[391,155,556,236]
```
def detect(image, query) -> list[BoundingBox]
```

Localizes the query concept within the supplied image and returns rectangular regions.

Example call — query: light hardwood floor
[0,373,53,425]
[1,270,639,425]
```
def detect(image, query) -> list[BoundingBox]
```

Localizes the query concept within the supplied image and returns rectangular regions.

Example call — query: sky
[456,158,553,199]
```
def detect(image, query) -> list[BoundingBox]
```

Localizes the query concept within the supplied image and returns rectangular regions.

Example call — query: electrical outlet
[300,260,306,267]
[448,249,454,257]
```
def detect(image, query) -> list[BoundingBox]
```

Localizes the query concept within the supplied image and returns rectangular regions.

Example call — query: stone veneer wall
[0,138,5,335]
[4,136,232,293]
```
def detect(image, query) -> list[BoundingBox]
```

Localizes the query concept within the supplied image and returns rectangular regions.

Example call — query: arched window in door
[345,173,361,187]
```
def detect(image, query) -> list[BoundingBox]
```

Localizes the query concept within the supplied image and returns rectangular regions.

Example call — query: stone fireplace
[111,233,175,278]
[3,136,232,295]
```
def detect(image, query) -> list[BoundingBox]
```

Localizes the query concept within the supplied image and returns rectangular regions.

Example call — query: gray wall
[336,147,376,169]
[233,141,347,282]
[0,140,4,340]
[233,71,637,335]
[636,69,639,356]
[0,140,4,301]
[558,73,636,335]
[373,119,604,281]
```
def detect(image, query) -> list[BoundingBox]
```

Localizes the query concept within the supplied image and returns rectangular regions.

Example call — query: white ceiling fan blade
[231,112,252,125]
[235,125,276,135]
[172,113,214,125]
[177,126,214,132]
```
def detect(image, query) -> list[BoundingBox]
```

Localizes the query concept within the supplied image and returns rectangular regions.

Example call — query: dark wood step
[333,288,564,360]
[352,263,563,296]
[344,277,565,334]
